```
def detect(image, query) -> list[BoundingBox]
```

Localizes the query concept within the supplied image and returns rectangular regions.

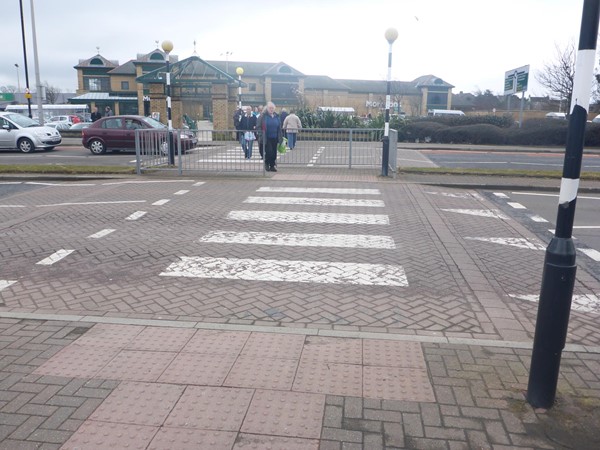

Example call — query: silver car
[0,112,62,152]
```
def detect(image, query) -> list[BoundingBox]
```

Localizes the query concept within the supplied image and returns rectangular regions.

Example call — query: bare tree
[42,82,62,104]
[536,43,576,111]
[0,85,17,94]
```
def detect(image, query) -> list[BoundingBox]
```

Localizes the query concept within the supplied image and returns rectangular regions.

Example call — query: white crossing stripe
[244,197,385,208]
[192,182,206,186]
[88,229,116,239]
[152,199,170,206]
[0,280,17,291]
[425,191,477,199]
[199,231,396,249]
[37,201,146,207]
[228,210,389,225]
[36,249,75,266]
[529,215,549,223]
[510,294,600,314]
[160,256,408,286]
[126,211,147,221]
[441,209,510,220]
[174,190,190,195]
[0,205,25,208]
[465,237,546,250]
[573,225,600,229]
[257,187,381,195]
[507,202,527,209]
[493,192,510,198]
[579,248,600,262]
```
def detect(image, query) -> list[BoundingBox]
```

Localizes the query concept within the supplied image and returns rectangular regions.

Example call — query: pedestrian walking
[279,108,288,132]
[104,106,114,117]
[282,110,302,150]
[90,106,102,122]
[239,106,257,159]
[255,105,265,160]
[233,107,243,145]
[260,102,282,172]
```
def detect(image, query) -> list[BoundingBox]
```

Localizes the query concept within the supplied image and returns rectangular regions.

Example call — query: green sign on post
[0,93,15,101]
[504,65,530,95]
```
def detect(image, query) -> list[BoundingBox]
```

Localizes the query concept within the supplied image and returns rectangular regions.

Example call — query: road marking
[174,190,190,195]
[547,229,577,239]
[125,211,147,221]
[36,249,75,266]
[37,201,146,207]
[244,196,385,208]
[0,205,26,208]
[199,231,396,249]
[511,191,600,201]
[529,215,549,223]
[88,229,116,239]
[573,225,600,229]
[256,187,381,195]
[228,210,389,225]
[510,294,600,314]
[579,248,600,261]
[152,199,170,206]
[24,182,96,186]
[0,182,23,185]
[0,280,17,291]
[493,192,509,198]
[441,209,510,220]
[192,182,206,186]
[465,237,546,250]
[425,191,477,199]
[160,256,408,286]
[102,180,196,186]
[307,146,325,167]
[507,202,526,209]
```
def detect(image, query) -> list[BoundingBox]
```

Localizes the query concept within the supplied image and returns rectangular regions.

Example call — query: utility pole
[30,0,44,124]
[18,0,32,118]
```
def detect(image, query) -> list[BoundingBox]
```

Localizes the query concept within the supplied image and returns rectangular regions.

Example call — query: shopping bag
[277,137,288,154]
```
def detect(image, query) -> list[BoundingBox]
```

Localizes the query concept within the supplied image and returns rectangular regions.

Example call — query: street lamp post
[236,67,244,110]
[161,40,175,165]
[381,27,398,177]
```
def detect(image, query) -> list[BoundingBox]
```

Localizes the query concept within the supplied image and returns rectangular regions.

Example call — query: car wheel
[18,138,35,153]
[89,139,106,155]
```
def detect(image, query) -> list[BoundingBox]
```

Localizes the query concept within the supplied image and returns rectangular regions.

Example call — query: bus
[5,104,89,123]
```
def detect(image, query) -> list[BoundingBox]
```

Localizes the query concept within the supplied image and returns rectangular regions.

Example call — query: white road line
[102,180,196,186]
[547,229,577,239]
[529,215,549,223]
[573,225,600,229]
[174,190,190,195]
[0,280,17,291]
[36,249,75,266]
[579,248,600,261]
[465,237,546,250]
[0,205,26,208]
[25,182,96,186]
[0,182,23,185]
[441,209,510,220]
[510,294,600,314]
[257,187,381,195]
[507,202,526,209]
[192,182,206,186]
[125,211,147,221]
[199,231,396,249]
[244,196,385,208]
[37,201,146,207]
[160,256,408,286]
[152,199,170,206]
[228,210,389,225]
[425,191,477,199]
[88,229,116,239]
[511,191,600,201]
[493,192,510,198]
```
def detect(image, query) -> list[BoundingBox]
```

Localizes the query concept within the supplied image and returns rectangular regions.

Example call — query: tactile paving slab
[33,344,118,378]
[74,323,145,348]
[148,428,237,450]
[165,386,254,431]
[292,360,362,397]
[61,421,158,450]
[241,389,325,439]
[158,352,237,385]
[89,382,184,426]
[224,356,298,390]
[363,366,435,402]
[233,434,320,449]
[241,332,305,360]
[300,336,362,365]
[182,329,250,355]
[96,350,177,382]
[126,326,196,352]
[363,339,426,368]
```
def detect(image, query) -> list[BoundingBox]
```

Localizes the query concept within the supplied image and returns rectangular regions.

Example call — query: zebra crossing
[160,186,407,287]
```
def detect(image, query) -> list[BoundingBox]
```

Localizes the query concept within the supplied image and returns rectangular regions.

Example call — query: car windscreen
[4,113,40,128]
[143,117,167,129]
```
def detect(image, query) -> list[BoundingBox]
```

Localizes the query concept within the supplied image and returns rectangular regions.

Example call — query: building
[72,48,454,129]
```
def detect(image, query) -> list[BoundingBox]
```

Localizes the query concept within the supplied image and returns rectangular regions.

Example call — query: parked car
[48,115,73,129]
[0,112,62,152]
[46,122,72,131]
[82,115,197,154]
[545,112,567,120]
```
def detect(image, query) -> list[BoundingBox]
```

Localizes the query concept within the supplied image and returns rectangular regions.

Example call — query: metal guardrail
[135,128,394,175]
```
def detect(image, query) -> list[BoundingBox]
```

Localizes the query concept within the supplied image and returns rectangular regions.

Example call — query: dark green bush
[405,122,448,142]
[585,122,600,147]
[433,124,507,145]
[420,114,514,128]
[507,119,568,146]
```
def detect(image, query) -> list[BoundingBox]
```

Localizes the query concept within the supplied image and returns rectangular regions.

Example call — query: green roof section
[136,56,241,85]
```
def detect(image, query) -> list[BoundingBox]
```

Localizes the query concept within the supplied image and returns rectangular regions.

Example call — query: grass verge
[0,165,136,175]
[398,167,600,181]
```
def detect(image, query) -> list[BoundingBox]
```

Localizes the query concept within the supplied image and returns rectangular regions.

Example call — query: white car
[0,112,62,152]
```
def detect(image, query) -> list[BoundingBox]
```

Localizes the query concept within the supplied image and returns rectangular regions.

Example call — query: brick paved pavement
[0,172,598,448]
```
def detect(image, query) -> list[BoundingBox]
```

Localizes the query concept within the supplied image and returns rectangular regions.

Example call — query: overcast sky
[0,0,588,97]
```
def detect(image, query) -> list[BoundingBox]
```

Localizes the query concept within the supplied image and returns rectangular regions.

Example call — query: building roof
[334,79,421,95]
[135,49,178,64]
[413,75,454,88]
[75,54,118,69]
[70,92,138,101]
[136,55,239,85]
[108,60,136,75]
[304,76,350,91]
[206,60,304,77]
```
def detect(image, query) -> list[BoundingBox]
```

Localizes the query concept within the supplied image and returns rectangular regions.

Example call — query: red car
[82,115,197,154]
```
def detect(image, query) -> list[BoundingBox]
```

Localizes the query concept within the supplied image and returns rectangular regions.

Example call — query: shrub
[405,122,448,142]
[507,119,568,146]
[421,114,514,128]
[585,122,600,147]
[433,124,507,145]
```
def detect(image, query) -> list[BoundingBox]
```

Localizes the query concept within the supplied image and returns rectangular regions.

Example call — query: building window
[89,58,103,66]
[84,77,110,92]
[89,78,101,91]
[249,83,257,92]
[121,81,130,90]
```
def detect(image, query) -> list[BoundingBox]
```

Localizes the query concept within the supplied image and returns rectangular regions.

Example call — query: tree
[473,89,500,111]
[42,82,62,104]
[0,85,17,94]
[536,43,576,111]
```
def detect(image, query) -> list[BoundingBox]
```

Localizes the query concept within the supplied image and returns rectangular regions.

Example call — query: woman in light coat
[282,110,302,150]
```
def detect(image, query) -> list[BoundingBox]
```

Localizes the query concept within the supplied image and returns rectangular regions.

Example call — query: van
[427,109,465,117]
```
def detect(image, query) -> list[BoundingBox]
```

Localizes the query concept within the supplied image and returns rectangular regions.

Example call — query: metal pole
[30,0,44,124]
[381,28,397,177]
[519,91,525,128]
[238,75,242,109]
[18,0,32,118]
[163,46,174,166]
[527,0,600,409]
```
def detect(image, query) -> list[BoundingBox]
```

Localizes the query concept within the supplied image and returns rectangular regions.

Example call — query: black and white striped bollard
[162,40,175,165]
[526,0,600,409]
[381,27,398,177]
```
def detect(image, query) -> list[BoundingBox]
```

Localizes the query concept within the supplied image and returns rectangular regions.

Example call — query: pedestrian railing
[135,127,395,175]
